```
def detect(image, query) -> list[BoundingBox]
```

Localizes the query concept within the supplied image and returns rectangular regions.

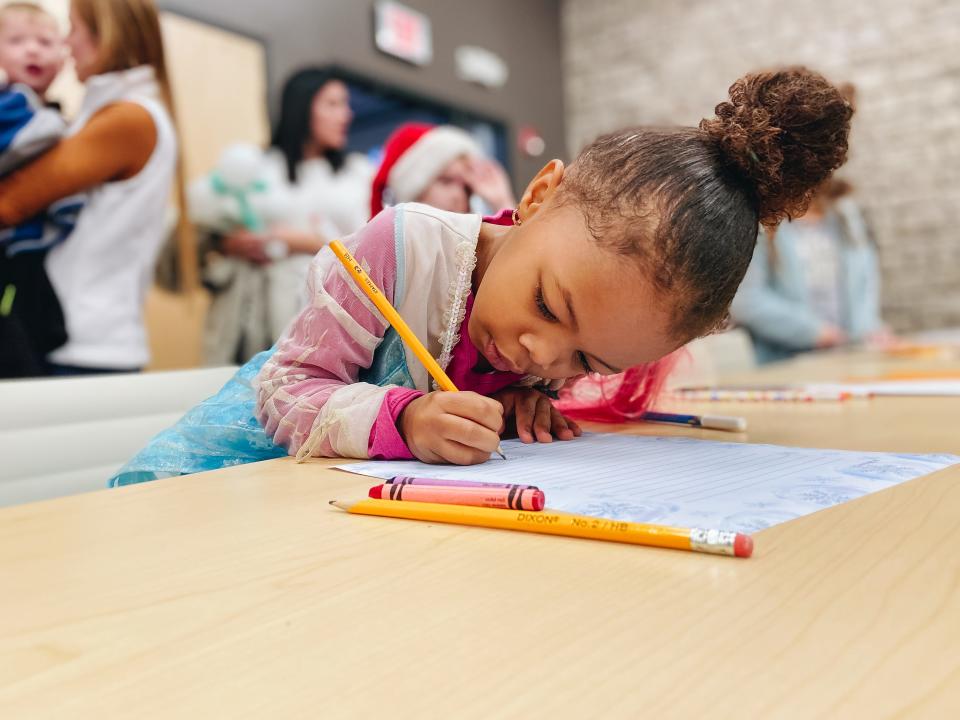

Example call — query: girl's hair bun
[700,67,853,226]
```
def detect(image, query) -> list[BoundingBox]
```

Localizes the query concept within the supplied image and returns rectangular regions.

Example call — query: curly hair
[700,68,853,226]
[559,66,853,341]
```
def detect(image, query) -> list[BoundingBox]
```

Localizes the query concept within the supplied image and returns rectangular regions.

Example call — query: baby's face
[0,11,64,95]
[469,199,681,381]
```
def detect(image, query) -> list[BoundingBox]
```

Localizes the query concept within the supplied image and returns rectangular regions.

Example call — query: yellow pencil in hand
[328,239,506,460]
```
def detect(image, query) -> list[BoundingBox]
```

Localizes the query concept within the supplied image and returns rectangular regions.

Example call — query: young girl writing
[112,66,852,482]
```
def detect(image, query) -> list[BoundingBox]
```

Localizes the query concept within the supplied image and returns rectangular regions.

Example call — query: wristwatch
[264,237,289,260]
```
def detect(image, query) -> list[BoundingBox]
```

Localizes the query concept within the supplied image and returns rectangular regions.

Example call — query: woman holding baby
[0,0,184,375]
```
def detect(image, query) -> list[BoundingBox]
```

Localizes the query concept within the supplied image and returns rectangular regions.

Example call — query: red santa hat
[370,122,481,218]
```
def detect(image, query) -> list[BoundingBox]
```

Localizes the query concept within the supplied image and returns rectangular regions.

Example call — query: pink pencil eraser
[368,484,383,499]
[734,533,754,558]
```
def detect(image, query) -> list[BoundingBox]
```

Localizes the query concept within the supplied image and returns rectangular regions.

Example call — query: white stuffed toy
[188,143,292,235]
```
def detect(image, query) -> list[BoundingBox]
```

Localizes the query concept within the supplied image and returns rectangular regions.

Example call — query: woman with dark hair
[196,67,372,364]
[261,67,372,247]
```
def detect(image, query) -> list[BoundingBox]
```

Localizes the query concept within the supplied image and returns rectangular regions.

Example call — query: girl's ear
[516,159,565,222]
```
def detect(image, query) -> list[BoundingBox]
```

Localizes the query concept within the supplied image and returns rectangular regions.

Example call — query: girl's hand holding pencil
[399,391,504,465]
[398,386,582,464]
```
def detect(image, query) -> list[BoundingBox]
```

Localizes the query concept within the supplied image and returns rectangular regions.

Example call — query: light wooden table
[2,351,959,718]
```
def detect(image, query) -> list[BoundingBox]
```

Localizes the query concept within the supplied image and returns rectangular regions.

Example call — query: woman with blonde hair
[0,0,190,374]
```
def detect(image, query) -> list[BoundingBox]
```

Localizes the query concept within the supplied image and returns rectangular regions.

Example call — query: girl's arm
[256,208,423,460]
[0,102,156,227]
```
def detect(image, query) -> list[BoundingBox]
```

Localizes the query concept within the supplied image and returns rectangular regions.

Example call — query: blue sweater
[730,198,883,364]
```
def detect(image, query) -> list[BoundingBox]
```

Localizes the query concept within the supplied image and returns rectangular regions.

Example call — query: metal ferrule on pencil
[689,528,740,556]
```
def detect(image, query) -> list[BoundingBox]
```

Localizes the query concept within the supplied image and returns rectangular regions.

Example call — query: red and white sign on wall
[373,1,433,67]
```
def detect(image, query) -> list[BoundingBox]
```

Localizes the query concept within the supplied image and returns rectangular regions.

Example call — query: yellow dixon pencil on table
[328,239,506,460]
[330,498,754,558]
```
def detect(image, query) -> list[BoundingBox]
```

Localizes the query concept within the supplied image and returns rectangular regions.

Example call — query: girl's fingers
[439,391,504,433]
[487,390,583,445]
[440,414,501,454]
[550,407,575,440]
[513,391,540,443]
[416,448,443,464]
[533,397,554,443]
[435,438,495,466]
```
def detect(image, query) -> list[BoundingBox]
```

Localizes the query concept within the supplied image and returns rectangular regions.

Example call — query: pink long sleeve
[368,386,421,459]
[256,208,408,460]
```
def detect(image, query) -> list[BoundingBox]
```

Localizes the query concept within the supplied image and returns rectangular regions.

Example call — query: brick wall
[561,0,960,332]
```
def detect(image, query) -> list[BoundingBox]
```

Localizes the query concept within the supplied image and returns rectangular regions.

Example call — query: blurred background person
[730,83,893,364]
[730,175,891,364]
[194,67,372,365]
[0,2,63,106]
[0,1,74,377]
[0,0,185,375]
[370,121,516,218]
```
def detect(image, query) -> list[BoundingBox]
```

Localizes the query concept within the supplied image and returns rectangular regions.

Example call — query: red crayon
[369,483,545,511]
[386,476,538,491]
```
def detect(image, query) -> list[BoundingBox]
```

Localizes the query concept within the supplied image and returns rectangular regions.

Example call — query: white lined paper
[338,434,959,533]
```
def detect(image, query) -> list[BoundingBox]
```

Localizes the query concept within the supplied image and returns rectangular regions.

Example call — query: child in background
[370,122,516,218]
[111,67,852,482]
[730,176,891,364]
[0,2,64,172]
[0,2,81,376]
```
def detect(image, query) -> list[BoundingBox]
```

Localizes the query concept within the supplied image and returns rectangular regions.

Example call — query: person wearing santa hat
[370,122,515,218]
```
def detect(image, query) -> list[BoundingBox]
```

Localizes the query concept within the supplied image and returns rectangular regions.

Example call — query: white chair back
[0,366,237,506]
